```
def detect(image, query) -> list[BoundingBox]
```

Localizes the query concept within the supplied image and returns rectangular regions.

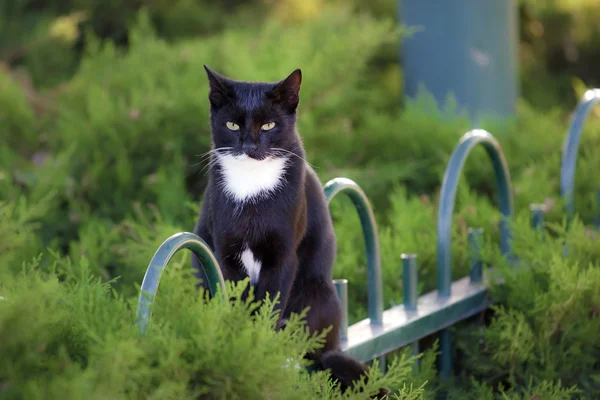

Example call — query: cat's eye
[261,122,276,131]
[226,122,240,131]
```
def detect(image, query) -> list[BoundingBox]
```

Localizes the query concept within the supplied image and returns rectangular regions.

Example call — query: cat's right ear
[204,65,233,108]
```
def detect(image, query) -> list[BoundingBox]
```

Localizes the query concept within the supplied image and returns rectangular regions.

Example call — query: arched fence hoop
[560,89,600,221]
[436,129,514,378]
[135,232,226,333]
[437,129,514,298]
[324,178,384,326]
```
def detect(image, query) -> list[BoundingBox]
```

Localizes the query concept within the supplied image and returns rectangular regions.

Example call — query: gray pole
[399,0,519,123]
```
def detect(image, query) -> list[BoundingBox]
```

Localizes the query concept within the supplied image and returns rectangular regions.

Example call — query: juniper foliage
[1,2,600,399]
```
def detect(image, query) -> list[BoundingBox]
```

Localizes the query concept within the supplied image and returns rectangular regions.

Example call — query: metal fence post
[468,228,484,284]
[402,253,420,371]
[334,279,349,342]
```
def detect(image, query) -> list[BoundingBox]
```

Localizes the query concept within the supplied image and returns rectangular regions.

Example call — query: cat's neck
[214,153,292,203]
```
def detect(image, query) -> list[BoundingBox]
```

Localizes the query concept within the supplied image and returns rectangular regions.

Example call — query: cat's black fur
[191,66,388,398]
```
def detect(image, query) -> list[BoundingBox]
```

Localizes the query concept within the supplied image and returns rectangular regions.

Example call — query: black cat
[192,66,388,398]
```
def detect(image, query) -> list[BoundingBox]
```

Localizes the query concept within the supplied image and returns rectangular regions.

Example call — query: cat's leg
[285,277,342,352]
[290,218,389,396]
[287,280,389,398]
[253,257,298,326]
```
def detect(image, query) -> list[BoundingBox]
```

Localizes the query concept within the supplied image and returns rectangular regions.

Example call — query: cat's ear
[269,69,302,112]
[203,65,233,108]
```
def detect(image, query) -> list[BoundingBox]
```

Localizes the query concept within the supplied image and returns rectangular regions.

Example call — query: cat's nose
[243,143,259,157]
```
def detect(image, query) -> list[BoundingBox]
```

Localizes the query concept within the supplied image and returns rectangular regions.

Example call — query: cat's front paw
[275,318,288,331]
[372,387,390,399]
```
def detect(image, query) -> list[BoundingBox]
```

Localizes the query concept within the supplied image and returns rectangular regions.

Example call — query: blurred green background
[3,0,600,104]
[3,0,600,284]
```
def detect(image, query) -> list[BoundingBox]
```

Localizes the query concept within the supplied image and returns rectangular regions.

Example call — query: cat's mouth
[233,152,268,161]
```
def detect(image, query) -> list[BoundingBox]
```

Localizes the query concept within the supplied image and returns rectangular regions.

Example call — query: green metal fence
[136,89,599,378]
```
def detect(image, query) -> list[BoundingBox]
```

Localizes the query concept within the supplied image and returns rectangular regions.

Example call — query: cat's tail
[313,350,390,399]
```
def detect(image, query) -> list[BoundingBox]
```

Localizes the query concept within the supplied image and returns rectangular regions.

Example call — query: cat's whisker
[199,157,219,175]
[190,157,214,169]
[200,157,223,177]
[269,148,318,169]
[194,153,213,161]
[195,147,233,159]
[191,148,232,169]
[194,154,218,166]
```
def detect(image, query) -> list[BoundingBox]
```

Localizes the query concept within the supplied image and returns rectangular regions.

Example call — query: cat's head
[204,65,302,161]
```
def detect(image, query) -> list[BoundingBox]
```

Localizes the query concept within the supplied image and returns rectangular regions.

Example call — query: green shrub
[0,69,38,154]
[0,252,425,399]
[451,212,600,398]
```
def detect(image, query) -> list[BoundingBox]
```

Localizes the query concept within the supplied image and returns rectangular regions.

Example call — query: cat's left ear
[270,69,302,112]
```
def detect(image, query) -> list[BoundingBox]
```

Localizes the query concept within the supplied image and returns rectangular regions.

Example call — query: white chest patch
[239,247,261,285]
[216,153,289,202]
